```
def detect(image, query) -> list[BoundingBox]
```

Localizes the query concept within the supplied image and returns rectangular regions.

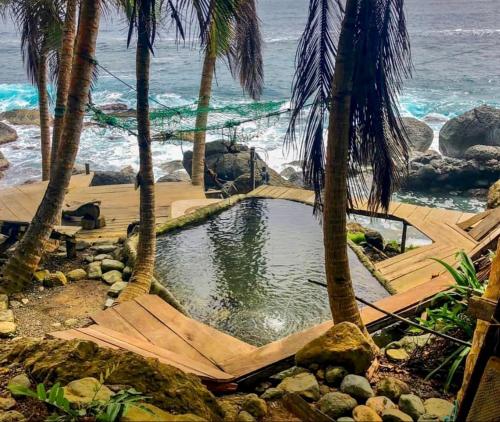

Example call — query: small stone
[399,394,425,421]
[104,298,115,308]
[108,281,128,297]
[241,393,267,417]
[20,298,29,305]
[381,408,413,422]
[270,366,308,381]
[64,318,79,327]
[122,266,132,281]
[0,322,16,337]
[102,270,123,285]
[423,398,454,421]
[63,377,113,406]
[8,301,21,309]
[325,366,348,386]
[38,286,44,292]
[353,405,383,421]
[87,261,102,279]
[236,411,255,422]
[276,372,320,401]
[0,310,14,323]
[90,244,116,253]
[337,418,355,422]
[51,322,62,329]
[101,258,125,272]
[318,392,357,419]
[340,374,374,400]
[66,268,87,281]
[43,271,67,287]
[376,377,410,401]
[417,414,439,422]
[94,253,114,261]
[366,396,397,415]
[255,381,272,394]
[319,384,331,396]
[0,295,8,311]
[316,368,325,380]
[0,410,25,421]
[0,397,16,410]
[386,348,410,362]
[7,373,31,395]
[260,387,284,400]
[33,269,49,282]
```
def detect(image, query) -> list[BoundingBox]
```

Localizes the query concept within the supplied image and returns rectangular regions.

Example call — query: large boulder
[0,109,47,126]
[182,140,288,193]
[487,179,500,209]
[0,338,223,420]
[295,322,375,374]
[439,105,500,158]
[464,145,500,162]
[402,117,433,152]
[91,166,136,186]
[0,122,17,145]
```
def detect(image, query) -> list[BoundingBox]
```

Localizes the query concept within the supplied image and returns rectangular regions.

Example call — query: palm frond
[285,0,341,206]
[228,0,263,100]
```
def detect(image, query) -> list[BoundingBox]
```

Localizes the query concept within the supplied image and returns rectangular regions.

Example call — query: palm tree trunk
[0,0,102,294]
[323,0,365,330]
[50,0,78,180]
[38,47,51,181]
[117,1,156,303]
[191,49,216,188]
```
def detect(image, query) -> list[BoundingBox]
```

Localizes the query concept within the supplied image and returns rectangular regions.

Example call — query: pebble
[276,372,320,401]
[102,270,123,285]
[0,322,16,337]
[376,377,411,401]
[20,298,29,305]
[260,387,284,400]
[108,281,128,297]
[8,301,21,309]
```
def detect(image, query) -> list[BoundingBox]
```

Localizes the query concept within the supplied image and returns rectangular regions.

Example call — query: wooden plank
[50,329,120,349]
[457,209,493,230]
[282,393,334,422]
[469,209,500,241]
[91,307,151,343]
[135,295,256,365]
[392,203,419,220]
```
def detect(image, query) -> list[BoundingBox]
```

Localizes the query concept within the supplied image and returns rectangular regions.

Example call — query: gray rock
[280,166,298,179]
[399,394,425,421]
[260,387,284,400]
[417,414,439,422]
[0,122,17,145]
[423,398,453,421]
[402,117,433,152]
[318,392,357,419]
[108,281,128,297]
[376,377,410,401]
[0,109,43,125]
[464,144,500,162]
[276,372,320,401]
[87,261,102,279]
[94,254,114,261]
[101,259,125,272]
[340,374,374,400]
[270,366,308,381]
[66,268,87,281]
[157,169,191,183]
[325,366,348,387]
[91,169,135,186]
[90,244,116,253]
[102,270,123,285]
[382,409,413,422]
[439,105,500,158]
[159,160,185,174]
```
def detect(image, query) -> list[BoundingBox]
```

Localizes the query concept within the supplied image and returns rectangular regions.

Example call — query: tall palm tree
[9,0,63,181]
[0,0,102,294]
[50,0,78,179]
[286,0,411,330]
[191,0,263,188]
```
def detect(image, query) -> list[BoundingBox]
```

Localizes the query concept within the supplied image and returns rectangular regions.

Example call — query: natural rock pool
[156,198,389,346]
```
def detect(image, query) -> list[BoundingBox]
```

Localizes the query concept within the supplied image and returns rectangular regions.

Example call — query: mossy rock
[0,338,223,421]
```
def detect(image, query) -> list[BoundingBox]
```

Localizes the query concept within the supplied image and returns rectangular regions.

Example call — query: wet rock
[7,373,31,395]
[0,410,25,421]
[464,145,500,162]
[0,338,223,419]
[366,396,398,416]
[353,405,383,421]
[423,398,453,421]
[63,377,113,406]
[399,394,425,421]
[276,372,320,401]
[270,366,308,381]
[382,409,414,422]
[402,117,433,152]
[439,105,500,158]
[0,123,17,145]
[340,374,374,400]
[325,365,348,386]
[295,322,374,374]
[0,322,16,337]
[91,168,135,186]
[487,179,500,209]
[241,394,267,418]
[0,295,8,311]
[236,411,255,422]
[102,270,123,285]
[318,392,357,419]
[0,109,43,125]
[122,403,206,421]
[43,271,67,287]
[108,281,127,297]
[66,268,87,281]
[87,261,102,280]
[0,397,16,411]
[376,377,410,401]
[260,387,284,400]
[386,348,410,362]
[101,258,125,272]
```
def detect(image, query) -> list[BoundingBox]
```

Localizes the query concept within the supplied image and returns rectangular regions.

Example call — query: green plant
[347,231,365,245]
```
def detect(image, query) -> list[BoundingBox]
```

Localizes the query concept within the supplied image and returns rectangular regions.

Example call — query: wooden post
[249,147,256,191]
[66,238,77,259]
[401,221,408,253]
[85,163,90,174]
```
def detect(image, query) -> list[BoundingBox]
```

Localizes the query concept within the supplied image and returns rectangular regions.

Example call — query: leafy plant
[347,231,365,245]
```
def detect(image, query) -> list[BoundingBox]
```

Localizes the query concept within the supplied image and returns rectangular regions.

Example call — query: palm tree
[286,0,411,330]
[191,0,263,188]
[0,0,102,294]
[9,0,63,181]
[50,0,78,179]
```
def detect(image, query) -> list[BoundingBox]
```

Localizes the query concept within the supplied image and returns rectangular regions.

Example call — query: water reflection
[156,199,389,346]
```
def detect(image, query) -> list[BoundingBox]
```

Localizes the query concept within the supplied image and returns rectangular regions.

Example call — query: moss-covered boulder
[295,322,374,374]
[0,338,223,421]
[122,403,207,421]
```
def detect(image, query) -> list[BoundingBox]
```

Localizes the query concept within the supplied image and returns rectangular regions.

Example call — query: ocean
[0,0,498,211]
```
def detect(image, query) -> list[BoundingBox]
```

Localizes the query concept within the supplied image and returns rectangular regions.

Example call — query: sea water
[0,0,498,211]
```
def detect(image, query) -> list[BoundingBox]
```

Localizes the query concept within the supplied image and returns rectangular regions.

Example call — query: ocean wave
[425,28,500,36]
[0,84,38,112]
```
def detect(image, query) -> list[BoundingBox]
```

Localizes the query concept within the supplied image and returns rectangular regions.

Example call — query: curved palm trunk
[38,47,51,181]
[50,0,78,180]
[191,49,216,188]
[0,0,102,294]
[324,0,365,331]
[117,2,156,303]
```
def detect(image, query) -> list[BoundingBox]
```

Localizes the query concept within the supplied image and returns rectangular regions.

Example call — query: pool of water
[155,198,389,346]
